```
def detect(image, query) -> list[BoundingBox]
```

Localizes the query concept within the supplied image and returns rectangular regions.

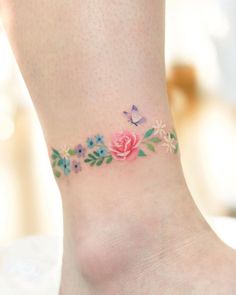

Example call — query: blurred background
[1,0,236,247]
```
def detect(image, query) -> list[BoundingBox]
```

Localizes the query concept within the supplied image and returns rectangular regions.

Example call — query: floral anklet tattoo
[50,105,178,178]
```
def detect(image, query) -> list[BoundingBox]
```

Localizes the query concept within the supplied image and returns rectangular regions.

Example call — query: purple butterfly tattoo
[123,105,146,126]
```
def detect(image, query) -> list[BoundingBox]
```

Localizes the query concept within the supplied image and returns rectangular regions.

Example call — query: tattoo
[123,105,146,126]
[50,106,178,178]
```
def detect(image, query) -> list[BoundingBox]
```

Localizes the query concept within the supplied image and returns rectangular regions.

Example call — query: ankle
[64,181,209,288]
[73,209,159,284]
[59,150,209,288]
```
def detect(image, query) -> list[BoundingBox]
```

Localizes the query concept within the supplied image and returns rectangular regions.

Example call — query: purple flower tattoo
[75,144,86,158]
[72,160,81,173]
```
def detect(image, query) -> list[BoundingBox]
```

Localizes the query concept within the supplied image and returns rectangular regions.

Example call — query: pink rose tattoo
[109,131,141,161]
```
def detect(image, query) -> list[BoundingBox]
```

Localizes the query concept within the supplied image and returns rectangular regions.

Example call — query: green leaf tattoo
[88,153,97,160]
[96,158,104,166]
[145,143,155,152]
[94,151,100,157]
[106,156,113,164]
[54,170,61,178]
[52,148,61,158]
[52,160,57,167]
[138,149,147,157]
[68,149,76,156]
[174,143,179,154]
[144,128,155,138]
[149,137,161,143]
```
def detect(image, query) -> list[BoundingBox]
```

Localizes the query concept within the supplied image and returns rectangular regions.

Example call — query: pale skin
[1,0,236,294]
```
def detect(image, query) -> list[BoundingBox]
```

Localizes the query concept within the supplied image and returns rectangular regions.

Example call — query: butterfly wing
[131,105,145,125]
[131,105,138,111]
[136,117,146,124]
[123,111,132,122]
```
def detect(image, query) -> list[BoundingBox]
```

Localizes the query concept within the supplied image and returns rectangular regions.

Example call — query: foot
[58,150,236,295]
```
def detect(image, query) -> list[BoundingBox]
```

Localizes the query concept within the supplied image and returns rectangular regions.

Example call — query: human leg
[1,1,236,294]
